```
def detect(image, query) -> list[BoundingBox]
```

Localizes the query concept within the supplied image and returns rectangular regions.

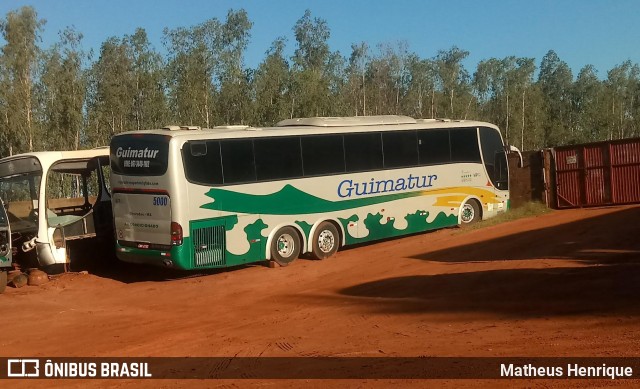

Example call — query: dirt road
[3,205,640,387]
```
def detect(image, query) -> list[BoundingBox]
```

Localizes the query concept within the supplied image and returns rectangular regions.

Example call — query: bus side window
[344,133,383,172]
[417,129,451,165]
[382,131,419,168]
[221,140,256,184]
[301,135,345,176]
[183,141,223,185]
[450,128,481,163]
[254,137,303,181]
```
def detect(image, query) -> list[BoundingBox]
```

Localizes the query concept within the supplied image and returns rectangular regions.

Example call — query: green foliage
[38,26,85,150]
[0,6,44,155]
[252,38,290,125]
[0,6,638,156]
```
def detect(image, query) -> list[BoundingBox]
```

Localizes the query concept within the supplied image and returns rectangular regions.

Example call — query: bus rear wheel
[271,226,301,267]
[310,222,339,260]
[461,199,481,224]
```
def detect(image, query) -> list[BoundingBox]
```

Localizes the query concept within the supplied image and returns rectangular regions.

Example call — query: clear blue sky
[1,0,638,78]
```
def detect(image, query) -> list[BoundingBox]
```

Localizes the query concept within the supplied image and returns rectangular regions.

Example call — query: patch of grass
[456,201,551,233]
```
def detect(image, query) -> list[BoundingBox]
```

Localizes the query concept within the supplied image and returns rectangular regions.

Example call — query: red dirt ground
[3,204,640,388]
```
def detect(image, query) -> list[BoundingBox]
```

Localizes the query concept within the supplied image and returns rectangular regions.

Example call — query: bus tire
[271,226,301,267]
[310,222,339,260]
[0,270,7,294]
[461,199,481,224]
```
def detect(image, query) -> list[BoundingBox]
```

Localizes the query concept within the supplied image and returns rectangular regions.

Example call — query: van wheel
[461,199,481,224]
[0,270,7,294]
[310,222,339,260]
[271,227,301,267]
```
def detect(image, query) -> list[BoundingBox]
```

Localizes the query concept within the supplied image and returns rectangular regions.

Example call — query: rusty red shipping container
[554,138,640,208]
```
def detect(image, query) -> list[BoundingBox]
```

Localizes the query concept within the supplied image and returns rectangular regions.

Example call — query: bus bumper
[115,243,191,270]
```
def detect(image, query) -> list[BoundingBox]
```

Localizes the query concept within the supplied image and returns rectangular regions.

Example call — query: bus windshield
[110,135,170,176]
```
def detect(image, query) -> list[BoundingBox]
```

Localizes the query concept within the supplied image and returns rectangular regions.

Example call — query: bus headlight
[53,227,64,249]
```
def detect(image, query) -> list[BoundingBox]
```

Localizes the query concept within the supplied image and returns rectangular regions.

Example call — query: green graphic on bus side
[339,210,458,245]
[221,211,457,262]
[225,217,268,265]
[197,184,487,265]
[295,220,313,239]
[201,184,419,215]
[225,219,313,263]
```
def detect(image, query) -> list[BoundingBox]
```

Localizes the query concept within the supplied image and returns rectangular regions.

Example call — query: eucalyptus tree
[252,38,291,126]
[163,18,221,127]
[537,50,573,146]
[572,65,605,142]
[38,27,85,150]
[345,42,369,116]
[85,37,135,147]
[125,28,167,131]
[290,9,333,117]
[0,6,44,154]
[365,54,394,115]
[434,46,471,119]
[363,42,409,115]
[512,58,536,150]
[377,41,411,115]
[216,9,253,125]
[0,54,9,155]
[605,60,640,139]
[402,56,436,119]
[325,51,347,116]
[473,56,536,149]
[473,57,505,124]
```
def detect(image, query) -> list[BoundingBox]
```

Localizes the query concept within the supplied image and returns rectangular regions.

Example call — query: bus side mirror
[506,145,523,168]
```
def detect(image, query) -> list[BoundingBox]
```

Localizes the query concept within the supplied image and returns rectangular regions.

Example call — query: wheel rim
[317,229,335,253]
[461,203,474,223]
[277,234,295,258]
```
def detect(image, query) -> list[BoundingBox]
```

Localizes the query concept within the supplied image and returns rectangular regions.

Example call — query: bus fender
[458,195,484,224]
[264,223,308,260]
[307,218,346,252]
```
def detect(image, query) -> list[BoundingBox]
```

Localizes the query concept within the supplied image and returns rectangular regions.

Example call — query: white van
[0,149,112,271]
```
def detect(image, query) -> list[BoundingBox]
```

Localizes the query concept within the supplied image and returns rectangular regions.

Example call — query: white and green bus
[110,115,510,270]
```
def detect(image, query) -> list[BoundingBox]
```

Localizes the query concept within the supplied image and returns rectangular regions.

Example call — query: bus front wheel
[461,200,481,224]
[271,227,301,267]
[310,222,339,260]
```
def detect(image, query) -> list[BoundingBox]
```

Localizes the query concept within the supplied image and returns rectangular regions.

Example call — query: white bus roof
[0,148,109,170]
[113,116,500,141]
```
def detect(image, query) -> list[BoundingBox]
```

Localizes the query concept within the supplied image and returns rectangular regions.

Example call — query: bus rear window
[110,136,169,176]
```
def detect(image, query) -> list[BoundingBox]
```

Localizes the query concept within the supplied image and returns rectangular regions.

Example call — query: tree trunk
[464,95,473,120]
[449,89,454,117]
[431,90,435,118]
[362,72,366,116]
[521,89,526,150]
[505,91,509,145]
